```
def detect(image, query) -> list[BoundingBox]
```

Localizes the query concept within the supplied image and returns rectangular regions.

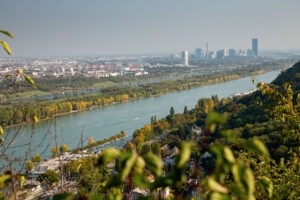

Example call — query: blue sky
[1,0,300,57]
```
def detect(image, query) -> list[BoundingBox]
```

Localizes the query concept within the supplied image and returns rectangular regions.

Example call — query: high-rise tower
[181,51,189,66]
[252,38,258,56]
[195,48,202,59]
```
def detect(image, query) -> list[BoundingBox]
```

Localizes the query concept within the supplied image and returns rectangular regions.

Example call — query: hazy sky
[1,0,300,57]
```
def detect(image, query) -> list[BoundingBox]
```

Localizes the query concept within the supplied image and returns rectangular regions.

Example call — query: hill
[272,61,300,93]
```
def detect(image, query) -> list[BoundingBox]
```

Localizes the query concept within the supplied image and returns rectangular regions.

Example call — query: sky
[1,0,300,57]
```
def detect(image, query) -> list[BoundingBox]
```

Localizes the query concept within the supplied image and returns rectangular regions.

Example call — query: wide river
[3,70,281,166]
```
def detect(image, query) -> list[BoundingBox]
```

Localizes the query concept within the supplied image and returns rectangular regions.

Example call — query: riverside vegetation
[18,62,298,199]
[0,64,283,128]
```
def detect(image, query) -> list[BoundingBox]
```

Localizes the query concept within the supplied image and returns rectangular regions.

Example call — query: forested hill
[272,61,300,93]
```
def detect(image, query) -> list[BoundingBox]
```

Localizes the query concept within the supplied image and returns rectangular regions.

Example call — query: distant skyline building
[228,49,236,57]
[208,51,216,60]
[181,51,189,66]
[252,38,258,56]
[216,49,225,59]
[195,48,202,59]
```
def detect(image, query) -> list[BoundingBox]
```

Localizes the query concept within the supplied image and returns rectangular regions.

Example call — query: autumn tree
[25,160,34,172]
[51,146,59,157]
[60,143,69,154]
[88,137,95,145]
[31,153,42,163]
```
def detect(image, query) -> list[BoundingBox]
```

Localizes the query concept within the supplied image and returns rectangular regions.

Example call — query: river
[2,70,281,168]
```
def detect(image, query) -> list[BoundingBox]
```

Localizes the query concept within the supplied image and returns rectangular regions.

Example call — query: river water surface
[3,70,281,165]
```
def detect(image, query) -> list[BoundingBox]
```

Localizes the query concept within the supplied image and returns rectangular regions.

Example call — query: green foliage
[258,82,299,142]
[203,113,273,200]
[23,75,37,89]
[25,160,35,172]
[60,143,69,153]
[38,170,60,185]
[0,174,11,189]
[244,139,270,159]
[51,146,59,157]
[31,153,42,163]
[53,192,75,200]
[90,141,195,199]
[170,106,175,118]
[0,30,13,55]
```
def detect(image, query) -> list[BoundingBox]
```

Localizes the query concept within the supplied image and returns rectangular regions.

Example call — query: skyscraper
[228,49,236,57]
[252,38,258,56]
[181,51,189,66]
[216,49,225,59]
[195,48,202,59]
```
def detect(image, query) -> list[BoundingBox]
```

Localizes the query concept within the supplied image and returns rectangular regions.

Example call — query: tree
[140,143,151,155]
[25,160,34,172]
[31,153,42,163]
[60,143,68,153]
[88,137,95,145]
[183,106,188,114]
[38,170,59,186]
[151,115,157,124]
[151,142,161,156]
[170,106,175,118]
[51,146,59,157]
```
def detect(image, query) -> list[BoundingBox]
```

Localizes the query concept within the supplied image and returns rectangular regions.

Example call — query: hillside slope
[272,61,300,93]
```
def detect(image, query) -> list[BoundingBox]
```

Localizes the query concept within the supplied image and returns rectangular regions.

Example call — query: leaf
[16,68,23,74]
[244,139,270,159]
[19,176,25,188]
[120,153,137,181]
[32,116,39,123]
[175,142,194,169]
[23,75,37,88]
[257,176,273,198]
[76,164,81,172]
[206,112,227,126]
[243,168,255,195]
[133,174,150,188]
[144,153,163,176]
[134,156,145,174]
[231,164,241,184]
[209,192,228,200]
[223,146,235,163]
[0,174,11,189]
[98,148,120,164]
[0,40,12,55]
[0,30,14,38]
[208,177,228,194]
[206,112,227,133]
[0,126,3,135]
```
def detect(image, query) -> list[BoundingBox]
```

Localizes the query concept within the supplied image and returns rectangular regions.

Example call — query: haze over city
[1,0,300,57]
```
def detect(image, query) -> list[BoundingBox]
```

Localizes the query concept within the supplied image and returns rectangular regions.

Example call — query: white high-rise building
[181,51,189,66]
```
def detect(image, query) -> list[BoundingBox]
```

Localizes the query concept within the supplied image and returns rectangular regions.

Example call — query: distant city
[0,38,298,81]
[180,38,259,66]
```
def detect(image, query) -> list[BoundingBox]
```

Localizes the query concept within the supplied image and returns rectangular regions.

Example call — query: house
[192,124,202,136]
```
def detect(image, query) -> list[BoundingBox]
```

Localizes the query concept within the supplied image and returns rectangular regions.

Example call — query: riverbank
[2,69,282,164]
[2,67,282,129]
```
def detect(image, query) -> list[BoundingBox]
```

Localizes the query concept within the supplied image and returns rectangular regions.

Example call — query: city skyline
[1,0,300,57]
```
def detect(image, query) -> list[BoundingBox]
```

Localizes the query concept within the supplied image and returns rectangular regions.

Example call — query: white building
[181,51,189,66]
